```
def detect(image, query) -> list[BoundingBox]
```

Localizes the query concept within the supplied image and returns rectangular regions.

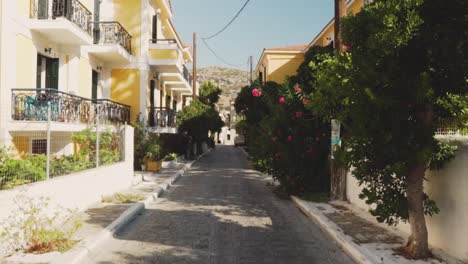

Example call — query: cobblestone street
[88,146,353,264]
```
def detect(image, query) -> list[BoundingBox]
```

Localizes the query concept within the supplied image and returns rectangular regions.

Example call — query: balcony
[84,22,132,64]
[29,0,93,45]
[11,89,130,131]
[148,107,177,134]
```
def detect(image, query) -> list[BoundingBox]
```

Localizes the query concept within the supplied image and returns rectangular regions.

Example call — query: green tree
[199,80,222,106]
[309,0,467,258]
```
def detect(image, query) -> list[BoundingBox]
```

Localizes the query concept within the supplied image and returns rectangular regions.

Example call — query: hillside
[197,67,250,106]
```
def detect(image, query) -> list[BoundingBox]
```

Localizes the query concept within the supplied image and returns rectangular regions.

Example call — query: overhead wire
[202,0,252,41]
[201,0,253,67]
[202,38,246,68]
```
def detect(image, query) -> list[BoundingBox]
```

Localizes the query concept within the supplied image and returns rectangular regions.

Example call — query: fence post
[96,105,100,168]
[46,102,51,180]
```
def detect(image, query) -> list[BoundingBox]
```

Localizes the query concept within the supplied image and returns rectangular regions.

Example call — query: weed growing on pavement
[0,191,81,255]
[102,193,145,204]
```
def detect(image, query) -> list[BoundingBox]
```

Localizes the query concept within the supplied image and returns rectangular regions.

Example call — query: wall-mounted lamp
[44,48,52,54]
[97,66,103,71]
[326,37,332,41]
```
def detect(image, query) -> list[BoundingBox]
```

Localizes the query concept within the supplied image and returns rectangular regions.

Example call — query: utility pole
[192,32,197,98]
[330,0,347,201]
[334,0,346,51]
[249,55,253,85]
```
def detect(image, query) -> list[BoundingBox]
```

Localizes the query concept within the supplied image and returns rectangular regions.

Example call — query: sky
[172,0,335,71]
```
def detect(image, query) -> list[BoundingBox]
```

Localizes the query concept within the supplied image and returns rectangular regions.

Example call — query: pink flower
[279,97,286,104]
[251,88,262,97]
[294,85,302,93]
[302,98,310,104]
[295,111,303,118]
[271,137,277,142]
[287,135,293,142]
[274,152,281,158]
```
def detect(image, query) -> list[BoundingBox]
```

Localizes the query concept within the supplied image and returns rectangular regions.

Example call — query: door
[45,58,59,89]
[166,96,171,109]
[149,80,156,126]
[92,70,99,102]
[37,0,49,19]
[173,100,177,112]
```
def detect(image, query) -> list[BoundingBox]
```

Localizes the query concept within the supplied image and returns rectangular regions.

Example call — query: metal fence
[0,103,125,190]
[435,127,468,136]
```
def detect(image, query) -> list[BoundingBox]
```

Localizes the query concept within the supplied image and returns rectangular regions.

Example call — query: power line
[202,38,246,67]
[202,0,252,40]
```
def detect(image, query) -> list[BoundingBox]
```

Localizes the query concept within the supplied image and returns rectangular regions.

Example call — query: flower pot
[145,160,162,172]
[141,164,146,171]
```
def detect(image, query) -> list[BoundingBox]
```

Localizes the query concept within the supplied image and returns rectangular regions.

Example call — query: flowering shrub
[235,79,330,195]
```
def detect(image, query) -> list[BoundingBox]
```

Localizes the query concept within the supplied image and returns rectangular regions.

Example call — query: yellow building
[255,0,364,84]
[0,0,194,155]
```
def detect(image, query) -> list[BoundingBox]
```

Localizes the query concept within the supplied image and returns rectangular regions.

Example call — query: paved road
[88,146,353,264]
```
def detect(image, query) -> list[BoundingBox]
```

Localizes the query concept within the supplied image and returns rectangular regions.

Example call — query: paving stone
[87,146,354,264]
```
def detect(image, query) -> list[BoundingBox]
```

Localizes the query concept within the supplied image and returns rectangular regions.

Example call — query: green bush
[163,153,177,161]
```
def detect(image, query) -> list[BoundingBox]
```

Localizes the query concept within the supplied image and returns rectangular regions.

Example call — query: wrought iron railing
[30,0,93,35]
[94,22,132,54]
[150,39,177,44]
[148,107,176,128]
[12,89,130,125]
[96,99,131,125]
[183,65,193,85]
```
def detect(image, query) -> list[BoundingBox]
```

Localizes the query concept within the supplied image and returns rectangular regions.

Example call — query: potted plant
[144,141,162,172]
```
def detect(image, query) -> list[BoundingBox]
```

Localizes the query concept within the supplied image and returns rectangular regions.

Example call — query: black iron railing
[183,65,193,85]
[148,107,176,128]
[30,0,93,35]
[149,39,177,44]
[12,89,130,125]
[94,22,132,54]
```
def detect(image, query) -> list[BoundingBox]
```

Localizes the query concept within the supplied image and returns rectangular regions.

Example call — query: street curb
[51,155,205,264]
[291,196,374,264]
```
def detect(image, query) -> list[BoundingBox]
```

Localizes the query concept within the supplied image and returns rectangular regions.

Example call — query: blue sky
[172,0,335,71]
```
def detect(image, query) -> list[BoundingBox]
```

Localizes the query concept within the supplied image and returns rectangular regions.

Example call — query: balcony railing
[150,39,177,44]
[12,89,130,125]
[30,0,93,35]
[183,65,193,85]
[94,22,132,54]
[148,107,176,128]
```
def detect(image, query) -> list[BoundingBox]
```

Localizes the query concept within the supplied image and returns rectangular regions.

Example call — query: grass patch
[102,193,145,204]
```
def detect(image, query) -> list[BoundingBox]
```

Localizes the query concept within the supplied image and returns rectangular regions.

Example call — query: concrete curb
[51,156,203,264]
[291,196,374,264]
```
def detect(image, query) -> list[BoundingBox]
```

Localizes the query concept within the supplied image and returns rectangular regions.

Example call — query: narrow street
[88,146,353,264]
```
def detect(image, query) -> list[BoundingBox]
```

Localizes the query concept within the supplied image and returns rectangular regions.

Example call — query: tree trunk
[405,106,433,259]
[405,163,430,259]
[330,158,347,200]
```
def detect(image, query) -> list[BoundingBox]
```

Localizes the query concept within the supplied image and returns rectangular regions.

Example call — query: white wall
[0,125,134,223]
[346,140,468,261]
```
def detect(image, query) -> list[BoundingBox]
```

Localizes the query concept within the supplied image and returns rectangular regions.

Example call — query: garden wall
[346,139,468,261]
[0,125,134,223]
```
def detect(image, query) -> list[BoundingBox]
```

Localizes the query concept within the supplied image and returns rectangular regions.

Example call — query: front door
[92,70,99,102]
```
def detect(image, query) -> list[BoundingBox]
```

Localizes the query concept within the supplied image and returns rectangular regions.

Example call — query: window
[32,139,47,155]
